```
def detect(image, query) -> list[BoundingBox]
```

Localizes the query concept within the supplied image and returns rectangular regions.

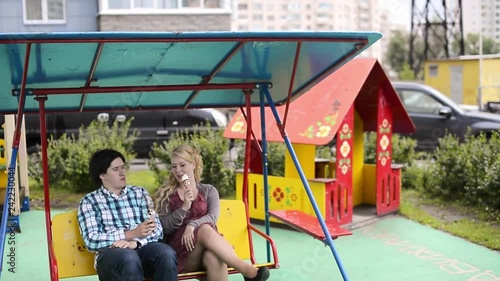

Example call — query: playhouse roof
[0,31,381,114]
[223,58,415,145]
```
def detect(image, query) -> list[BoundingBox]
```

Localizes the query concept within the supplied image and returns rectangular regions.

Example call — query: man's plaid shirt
[77,185,163,252]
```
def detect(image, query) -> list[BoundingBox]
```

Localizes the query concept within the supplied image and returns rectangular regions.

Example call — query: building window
[253,3,262,10]
[23,0,65,24]
[318,2,332,9]
[317,13,329,19]
[109,0,130,8]
[252,14,263,20]
[105,0,226,10]
[428,64,438,77]
[183,0,223,8]
[135,0,154,8]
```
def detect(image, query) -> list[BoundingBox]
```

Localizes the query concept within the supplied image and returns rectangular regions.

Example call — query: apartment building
[0,0,231,33]
[231,0,391,62]
[0,0,98,32]
[463,0,500,41]
[98,0,232,31]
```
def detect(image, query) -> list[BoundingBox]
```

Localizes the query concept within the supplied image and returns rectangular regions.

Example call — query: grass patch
[127,169,159,195]
[400,189,500,250]
[30,185,86,204]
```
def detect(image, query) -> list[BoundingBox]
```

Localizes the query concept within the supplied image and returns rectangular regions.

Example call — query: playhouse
[224,58,415,230]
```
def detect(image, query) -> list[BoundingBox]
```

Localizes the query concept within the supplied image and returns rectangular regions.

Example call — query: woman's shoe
[244,267,270,281]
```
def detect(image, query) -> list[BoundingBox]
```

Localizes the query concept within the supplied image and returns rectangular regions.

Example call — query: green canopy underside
[0,31,381,114]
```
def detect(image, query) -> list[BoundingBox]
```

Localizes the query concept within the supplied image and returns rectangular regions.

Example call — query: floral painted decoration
[377,118,392,166]
[229,115,246,134]
[337,123,352,175]
[299,112,339,139]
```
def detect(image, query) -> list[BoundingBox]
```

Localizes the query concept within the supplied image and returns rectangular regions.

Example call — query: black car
[0,108,228,158]
[392,81,500,151]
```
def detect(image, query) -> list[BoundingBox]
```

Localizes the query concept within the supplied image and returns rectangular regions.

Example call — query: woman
[154,144,269,281]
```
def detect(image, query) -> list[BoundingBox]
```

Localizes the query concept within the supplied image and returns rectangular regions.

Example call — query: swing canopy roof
[0,31,381,114]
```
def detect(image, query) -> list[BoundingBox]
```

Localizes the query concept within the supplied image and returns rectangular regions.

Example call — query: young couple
[77,145,270,281]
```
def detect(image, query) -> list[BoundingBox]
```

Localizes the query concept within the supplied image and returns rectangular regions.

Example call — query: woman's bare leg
[195,224,258,278]
[182,241,205,273]
[202,250,227,281]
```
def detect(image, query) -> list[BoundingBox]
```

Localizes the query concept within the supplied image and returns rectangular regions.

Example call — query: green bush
[424,131,500,210]
[425,134,469,198]
[316,145,334,160]
[364,132,422,189]
[28,118,138,193]
[364,132,377,164]
[364,132,419,165]
[148,124,235,198]
[234,141,287,177]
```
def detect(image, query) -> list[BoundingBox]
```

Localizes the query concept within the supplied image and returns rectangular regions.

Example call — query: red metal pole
[184,42,245,109]
[79,42,104,112]
[241,89,257,264]
[11,43,32,148]
[36,95,58,281]
[27,82,260,96]
[0,37,368,44]
[282,41,302,129]
[239,108,263,152]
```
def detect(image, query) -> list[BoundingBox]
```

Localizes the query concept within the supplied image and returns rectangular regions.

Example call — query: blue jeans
[96,242,177,281]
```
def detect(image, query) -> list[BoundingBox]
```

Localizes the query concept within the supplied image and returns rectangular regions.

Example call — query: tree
[452,33,500,55]
[385,30,409,75]
[399,63,415,80]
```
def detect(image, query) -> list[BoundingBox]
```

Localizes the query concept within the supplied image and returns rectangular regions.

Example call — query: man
[77,149,177,281]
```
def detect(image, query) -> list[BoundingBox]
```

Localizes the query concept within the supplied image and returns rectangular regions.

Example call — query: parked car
[392,81,500,151]
[0,108,228,158]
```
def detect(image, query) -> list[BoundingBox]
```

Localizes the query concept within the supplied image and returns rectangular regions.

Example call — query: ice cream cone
[181,174,191,189]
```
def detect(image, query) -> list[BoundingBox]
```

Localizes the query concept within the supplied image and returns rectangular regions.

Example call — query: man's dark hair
[89,149,126,187]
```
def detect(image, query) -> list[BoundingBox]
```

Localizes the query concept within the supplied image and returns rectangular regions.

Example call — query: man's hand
[111,240,138,249]
[125,220,156,239]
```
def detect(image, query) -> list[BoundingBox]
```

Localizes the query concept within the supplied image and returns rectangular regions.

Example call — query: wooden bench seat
[52,199,277,280]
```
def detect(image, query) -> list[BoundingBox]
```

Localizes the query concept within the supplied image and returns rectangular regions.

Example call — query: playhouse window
[428,64,438,77]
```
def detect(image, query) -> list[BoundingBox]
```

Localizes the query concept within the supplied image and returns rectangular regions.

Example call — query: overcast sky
[383,0,412,30]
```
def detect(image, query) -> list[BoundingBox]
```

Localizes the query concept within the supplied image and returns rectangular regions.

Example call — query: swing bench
[52,199,276,280]
[0,31,381,281]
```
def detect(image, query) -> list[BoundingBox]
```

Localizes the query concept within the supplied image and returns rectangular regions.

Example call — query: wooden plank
[268,210,352,240]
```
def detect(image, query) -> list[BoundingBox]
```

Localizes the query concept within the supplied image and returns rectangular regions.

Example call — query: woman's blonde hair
[154,144,203,214]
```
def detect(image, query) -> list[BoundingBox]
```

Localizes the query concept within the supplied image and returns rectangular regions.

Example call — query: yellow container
[0,138,7,188]
[0,170,6,188]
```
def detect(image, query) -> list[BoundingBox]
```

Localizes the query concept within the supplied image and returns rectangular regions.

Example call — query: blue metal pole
[0,147,19,276]
[259,86,271,262]
[262,87,350,281]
